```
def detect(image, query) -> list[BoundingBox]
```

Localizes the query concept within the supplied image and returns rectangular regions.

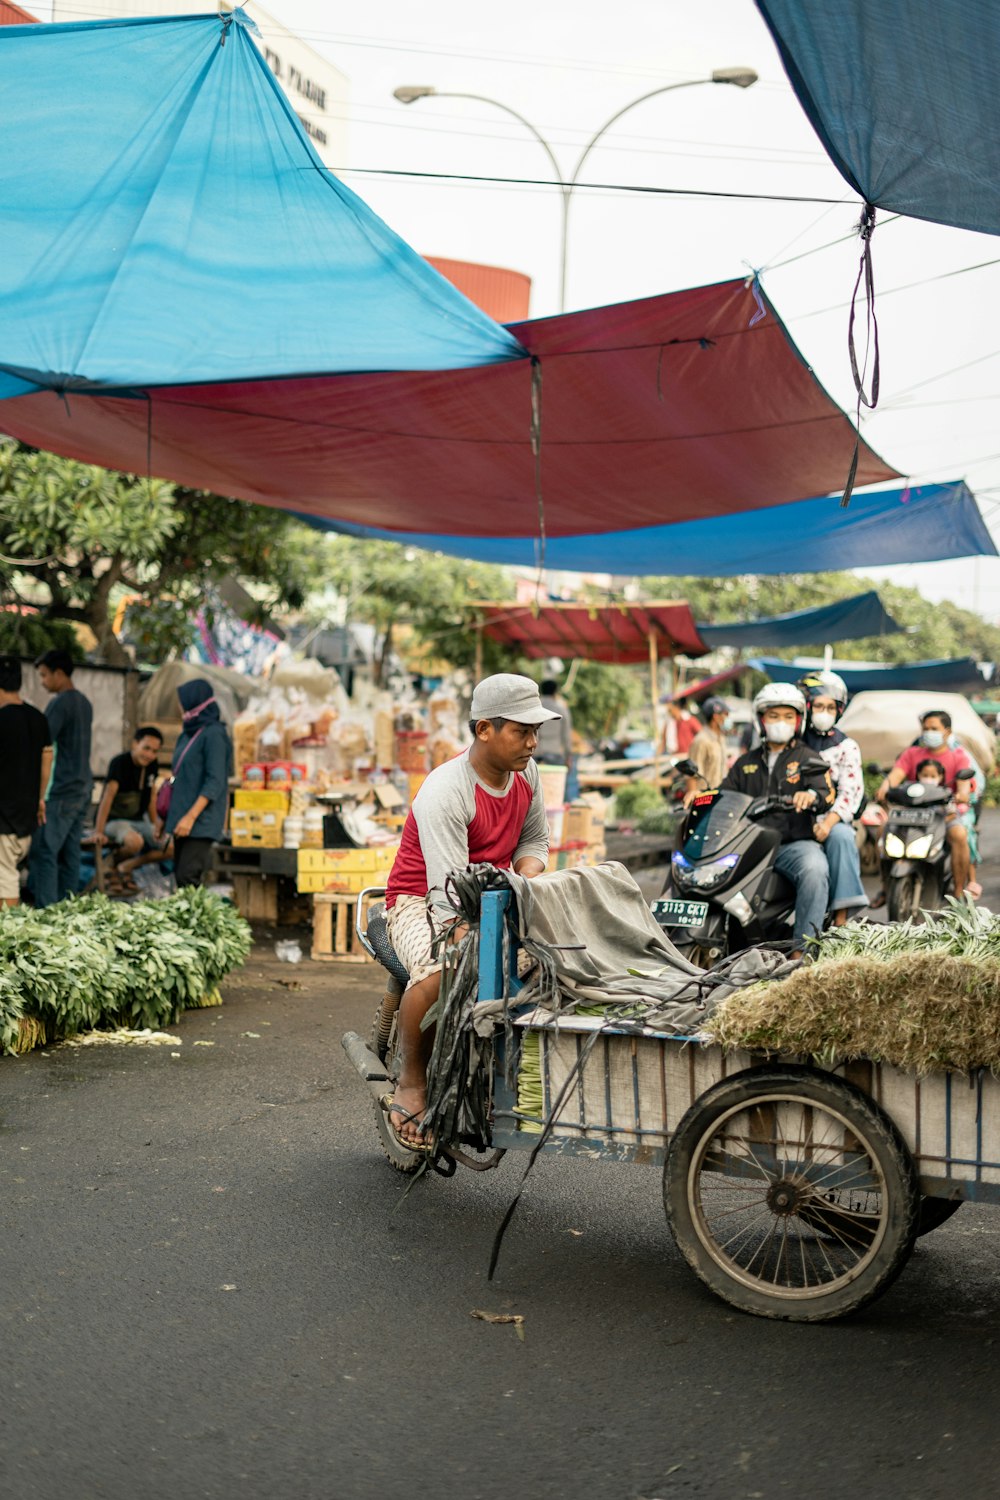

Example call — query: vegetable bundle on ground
[706,900,1000,1075]
[0,888,251,1056]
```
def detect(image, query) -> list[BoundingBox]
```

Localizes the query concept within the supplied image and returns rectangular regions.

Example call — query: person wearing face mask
[683,696,731,805]
[721,683,835,957]
[797,672,868,927]
[877,709,975,899]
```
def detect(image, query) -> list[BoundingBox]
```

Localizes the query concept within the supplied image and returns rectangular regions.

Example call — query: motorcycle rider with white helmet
[797,671,868,927]
[721,682,836,958]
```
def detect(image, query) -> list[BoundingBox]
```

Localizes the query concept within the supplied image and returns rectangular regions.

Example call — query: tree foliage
[317,537,514,682]
[0,442,325,664]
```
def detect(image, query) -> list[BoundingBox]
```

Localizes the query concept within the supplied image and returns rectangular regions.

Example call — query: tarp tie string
[530,356,546,581]
[842,202,880,508]
[745,270,768,327]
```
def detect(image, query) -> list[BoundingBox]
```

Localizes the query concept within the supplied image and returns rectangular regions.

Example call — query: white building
[50,2,349,169]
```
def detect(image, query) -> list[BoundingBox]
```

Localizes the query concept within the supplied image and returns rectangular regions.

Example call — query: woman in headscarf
[164,679,233,888]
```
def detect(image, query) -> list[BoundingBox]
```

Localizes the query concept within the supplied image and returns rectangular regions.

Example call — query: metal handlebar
[354,886,388,960]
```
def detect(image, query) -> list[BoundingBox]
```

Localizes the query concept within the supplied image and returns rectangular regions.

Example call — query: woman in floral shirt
[797,672,868,926]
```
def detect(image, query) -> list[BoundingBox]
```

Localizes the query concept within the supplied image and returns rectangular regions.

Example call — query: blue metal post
[478,888,511,1000]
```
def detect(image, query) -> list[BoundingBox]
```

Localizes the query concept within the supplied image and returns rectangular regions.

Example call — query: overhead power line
[337,166,848,205]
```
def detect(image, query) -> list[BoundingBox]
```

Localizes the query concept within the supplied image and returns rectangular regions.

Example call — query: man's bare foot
[387,1084,431,1146]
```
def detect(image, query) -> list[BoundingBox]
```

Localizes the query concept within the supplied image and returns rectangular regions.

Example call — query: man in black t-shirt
[0,656,53,907]
[91,725,165,888]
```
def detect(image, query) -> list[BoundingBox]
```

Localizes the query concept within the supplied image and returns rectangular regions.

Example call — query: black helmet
[701,695,729,721]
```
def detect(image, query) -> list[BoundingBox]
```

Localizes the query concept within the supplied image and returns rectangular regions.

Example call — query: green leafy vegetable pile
[0,888,251,1056]
[706,899,1000,1075]
[611,781,664,823]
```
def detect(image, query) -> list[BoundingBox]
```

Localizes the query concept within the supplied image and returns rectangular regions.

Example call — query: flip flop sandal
[379,1093,434,1155]
[966,882,983,899]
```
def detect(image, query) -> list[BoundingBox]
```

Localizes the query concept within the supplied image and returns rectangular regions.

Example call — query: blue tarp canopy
[752,656,991,695]
[698,591,901,650]
[0,8,523,400]
[296,481,995,575]
[757,0,1000,235]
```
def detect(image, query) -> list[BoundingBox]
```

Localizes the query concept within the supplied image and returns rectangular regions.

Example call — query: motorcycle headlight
[907,834,933,859]
[673,851,740,892]
[884,833,905,858]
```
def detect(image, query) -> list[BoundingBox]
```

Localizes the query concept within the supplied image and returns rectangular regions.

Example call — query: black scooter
[652,773,802,965]
[880,769,975,922]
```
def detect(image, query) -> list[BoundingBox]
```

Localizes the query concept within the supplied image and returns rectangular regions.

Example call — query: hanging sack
[156,729,203,822]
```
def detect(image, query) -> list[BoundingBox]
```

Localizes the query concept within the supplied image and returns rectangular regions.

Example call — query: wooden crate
[311,891,378,964]
[232,873,280,923]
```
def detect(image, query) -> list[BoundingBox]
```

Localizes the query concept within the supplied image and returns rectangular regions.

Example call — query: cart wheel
[370,1002,424,1176]
[917,1197,962,1236]
[665,1064,920,1321]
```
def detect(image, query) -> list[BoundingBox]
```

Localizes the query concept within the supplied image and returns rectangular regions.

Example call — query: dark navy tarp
[698,591,900,650]
[294,481,994,574]
[752,656,991,695]
[757,0,1000,235]
[0,10,523,399]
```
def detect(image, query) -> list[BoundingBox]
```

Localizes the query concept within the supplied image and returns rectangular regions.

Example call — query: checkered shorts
[386,894,450,986]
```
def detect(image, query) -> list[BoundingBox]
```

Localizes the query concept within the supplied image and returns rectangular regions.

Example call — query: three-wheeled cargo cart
[343,888,996,1322]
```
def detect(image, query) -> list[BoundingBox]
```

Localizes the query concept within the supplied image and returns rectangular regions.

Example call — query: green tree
[318,537,514,683]
[0,442,324,664]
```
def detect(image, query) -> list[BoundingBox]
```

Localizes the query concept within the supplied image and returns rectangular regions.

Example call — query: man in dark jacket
[721,683,835,956]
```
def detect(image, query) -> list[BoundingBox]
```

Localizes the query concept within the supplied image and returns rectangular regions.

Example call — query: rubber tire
[887,873,918,924]
[665,1064,920,1322]
[370,1001,424,1175]
[917,1197,962,1236]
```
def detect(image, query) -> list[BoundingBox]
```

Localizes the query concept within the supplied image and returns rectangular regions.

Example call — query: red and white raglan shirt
[385,750,548,981]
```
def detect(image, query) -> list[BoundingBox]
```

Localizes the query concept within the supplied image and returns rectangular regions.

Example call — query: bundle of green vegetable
[0,888,251,1056]
[611,781,663,823]
[706,899,1000,1075]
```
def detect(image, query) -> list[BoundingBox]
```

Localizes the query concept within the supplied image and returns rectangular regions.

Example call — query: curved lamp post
[394,69,757,311]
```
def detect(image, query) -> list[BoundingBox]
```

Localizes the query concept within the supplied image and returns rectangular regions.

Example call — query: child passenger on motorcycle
[721,683,835,958]
[877,710,978,899]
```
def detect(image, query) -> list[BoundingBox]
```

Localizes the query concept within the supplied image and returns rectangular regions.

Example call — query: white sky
[34,1,1000,619]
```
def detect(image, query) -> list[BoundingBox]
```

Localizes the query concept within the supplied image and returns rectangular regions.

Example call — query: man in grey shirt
[383,674,557,1149]
[30,648,93,907]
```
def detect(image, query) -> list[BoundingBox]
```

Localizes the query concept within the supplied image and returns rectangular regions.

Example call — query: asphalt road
[5,830,1000,1500]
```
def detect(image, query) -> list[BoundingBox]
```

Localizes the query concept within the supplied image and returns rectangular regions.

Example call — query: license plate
[651,898,709,927]
[893,809,935,826]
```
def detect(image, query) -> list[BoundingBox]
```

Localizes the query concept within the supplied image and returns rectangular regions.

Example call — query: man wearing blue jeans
[721,683,835,958]
[29,648,93,908]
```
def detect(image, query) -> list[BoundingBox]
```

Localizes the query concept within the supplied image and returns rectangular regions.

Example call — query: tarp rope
[841,202,880,507]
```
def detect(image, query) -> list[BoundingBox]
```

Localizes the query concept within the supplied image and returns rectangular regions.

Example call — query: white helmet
[753,682,806,723]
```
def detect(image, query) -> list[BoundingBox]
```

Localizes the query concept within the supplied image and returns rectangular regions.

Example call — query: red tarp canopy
[0,279,897,537]
[477,601,708,662]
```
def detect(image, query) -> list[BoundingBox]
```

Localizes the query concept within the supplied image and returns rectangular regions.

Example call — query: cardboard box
[233,788,289,813]
[297,846,398,875]
[232,808,285,847]
[563,802,595,844]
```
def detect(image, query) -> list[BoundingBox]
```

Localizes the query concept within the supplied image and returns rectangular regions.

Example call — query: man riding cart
[382,674,555,1151]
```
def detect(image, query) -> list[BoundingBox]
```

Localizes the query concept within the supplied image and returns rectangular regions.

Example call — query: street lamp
[394,70,758,312]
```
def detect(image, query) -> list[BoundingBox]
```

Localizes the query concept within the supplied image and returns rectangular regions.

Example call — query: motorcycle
[879,769,975,922]
[652,777,802,965]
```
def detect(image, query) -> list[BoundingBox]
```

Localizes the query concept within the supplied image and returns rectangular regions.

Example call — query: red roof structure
[477,600,708,662]
[2,279,897,537]
[0,3,38,23]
